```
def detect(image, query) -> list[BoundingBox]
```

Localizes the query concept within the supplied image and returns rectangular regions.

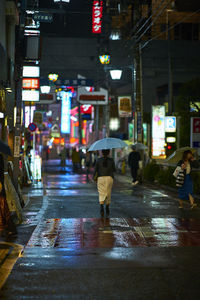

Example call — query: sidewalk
[115,171,200,204]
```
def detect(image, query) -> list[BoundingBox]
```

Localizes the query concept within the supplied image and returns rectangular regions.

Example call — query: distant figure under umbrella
[72,148,80,172]
[128,145,141,186]
[94,149,116,217]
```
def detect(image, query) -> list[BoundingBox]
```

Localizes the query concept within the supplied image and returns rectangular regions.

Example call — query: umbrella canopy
[0,139,12,156]
[166,147,196,164]
[88,138,127,152]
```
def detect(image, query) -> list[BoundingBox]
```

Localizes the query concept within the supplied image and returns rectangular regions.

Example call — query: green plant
[143,162,160,182]
[191,172,200,195]
[155,167,176,188]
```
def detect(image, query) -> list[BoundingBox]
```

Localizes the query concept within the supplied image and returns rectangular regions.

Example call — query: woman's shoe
[106,205,110,217]
[100,204,104,217]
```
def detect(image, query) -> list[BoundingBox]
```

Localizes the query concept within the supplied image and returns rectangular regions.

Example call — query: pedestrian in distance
[85,149,92,181]
[128,145,141,186]
[72,148,81,172]
[173,150,199,209]
[93,149,116,217]
[60,146,67,170]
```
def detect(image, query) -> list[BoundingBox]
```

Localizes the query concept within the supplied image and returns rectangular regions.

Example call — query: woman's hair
[102,149,110,167]
[182,150,192,161]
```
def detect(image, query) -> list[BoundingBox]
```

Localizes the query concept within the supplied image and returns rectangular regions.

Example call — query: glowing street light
[40,86,51,94]
[54,0,70,3]
[110,70,122,80]
[99,55,111,65]
[48,73,58,82]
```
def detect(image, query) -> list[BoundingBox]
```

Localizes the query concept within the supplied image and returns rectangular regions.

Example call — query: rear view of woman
[94,149,116,217]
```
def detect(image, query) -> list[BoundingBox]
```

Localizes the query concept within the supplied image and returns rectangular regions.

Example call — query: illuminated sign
[23,66,40,78]
[92,1,103,34]
[165,116,176,132]
[99,55,110,65]
[25,106,36,127]
[190,102,200,112]
[166,137,176,143]
[61,91,71,134]
[152,105,166,158]
[22,90,40,101]
[118,96,132,117]
[22,78,39,89]
[78,87,108,105]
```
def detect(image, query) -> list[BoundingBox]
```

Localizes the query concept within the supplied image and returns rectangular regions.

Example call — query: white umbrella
[88,138,127,151]
[133,143,148,150]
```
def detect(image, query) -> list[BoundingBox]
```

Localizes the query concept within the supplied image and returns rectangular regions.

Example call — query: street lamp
[54,0,70,2]
[99,54,111,65]
[40,86,51,94]
[48,73,58,82]
[109,70,122,80]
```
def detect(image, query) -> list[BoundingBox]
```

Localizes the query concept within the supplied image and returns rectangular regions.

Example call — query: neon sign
[152,105,166,158]
[92,1,103,34]
[61,91,72,134]
[22,78,40,89]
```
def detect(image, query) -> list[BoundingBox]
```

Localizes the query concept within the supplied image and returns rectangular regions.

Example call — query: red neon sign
[22,78,40,89]
[92,1,103,34]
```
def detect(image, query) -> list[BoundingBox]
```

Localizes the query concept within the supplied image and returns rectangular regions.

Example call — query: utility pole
[12,0,27,191]
[78,102,82,145]
[133,0,143,143]
[167,19,173,115]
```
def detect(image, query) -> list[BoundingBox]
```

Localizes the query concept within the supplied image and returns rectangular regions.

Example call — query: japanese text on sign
[92,1,103,34]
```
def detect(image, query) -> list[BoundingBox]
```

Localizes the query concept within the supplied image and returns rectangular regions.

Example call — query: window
[173,23,199,40]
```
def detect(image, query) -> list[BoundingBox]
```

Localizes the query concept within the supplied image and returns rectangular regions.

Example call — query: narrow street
[1,160,200,299]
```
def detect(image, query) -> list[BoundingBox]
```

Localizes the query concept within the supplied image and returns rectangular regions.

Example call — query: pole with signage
[190,117,200,155]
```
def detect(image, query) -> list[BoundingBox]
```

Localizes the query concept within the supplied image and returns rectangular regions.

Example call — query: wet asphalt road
[1,160,200,299]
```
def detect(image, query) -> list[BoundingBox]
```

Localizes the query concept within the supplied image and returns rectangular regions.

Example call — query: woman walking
[94,149,116,217]
[174,150,199,209]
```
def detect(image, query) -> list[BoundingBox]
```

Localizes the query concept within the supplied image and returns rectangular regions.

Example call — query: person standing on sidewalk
[174,150,199,209]
[128,145,141,186]
[94,149,116,217]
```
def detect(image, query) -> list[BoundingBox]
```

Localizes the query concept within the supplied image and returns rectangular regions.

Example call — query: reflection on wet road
[1,160,200,299]
[26,217,200,249]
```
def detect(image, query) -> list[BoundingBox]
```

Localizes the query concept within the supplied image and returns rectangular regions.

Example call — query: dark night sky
[28,0,94,37]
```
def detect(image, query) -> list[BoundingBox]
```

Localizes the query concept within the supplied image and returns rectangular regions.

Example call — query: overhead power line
[141,8,200,49]
[135,0,166,36]
[136,0,172,42]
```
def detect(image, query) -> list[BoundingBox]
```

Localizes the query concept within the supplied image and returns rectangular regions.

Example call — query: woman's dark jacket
[94,157,116,178]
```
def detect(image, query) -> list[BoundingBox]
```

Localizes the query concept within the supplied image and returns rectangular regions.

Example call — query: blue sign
[28,122,37,132]
[165,116,176,132]
[33,13,53,23]
[56,79,94,87]
[61,91,71,134]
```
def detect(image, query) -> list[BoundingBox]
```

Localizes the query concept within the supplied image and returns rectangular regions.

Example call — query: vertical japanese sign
[61,91,72,134]
[152,105,166,158]
[92,1,103,34]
